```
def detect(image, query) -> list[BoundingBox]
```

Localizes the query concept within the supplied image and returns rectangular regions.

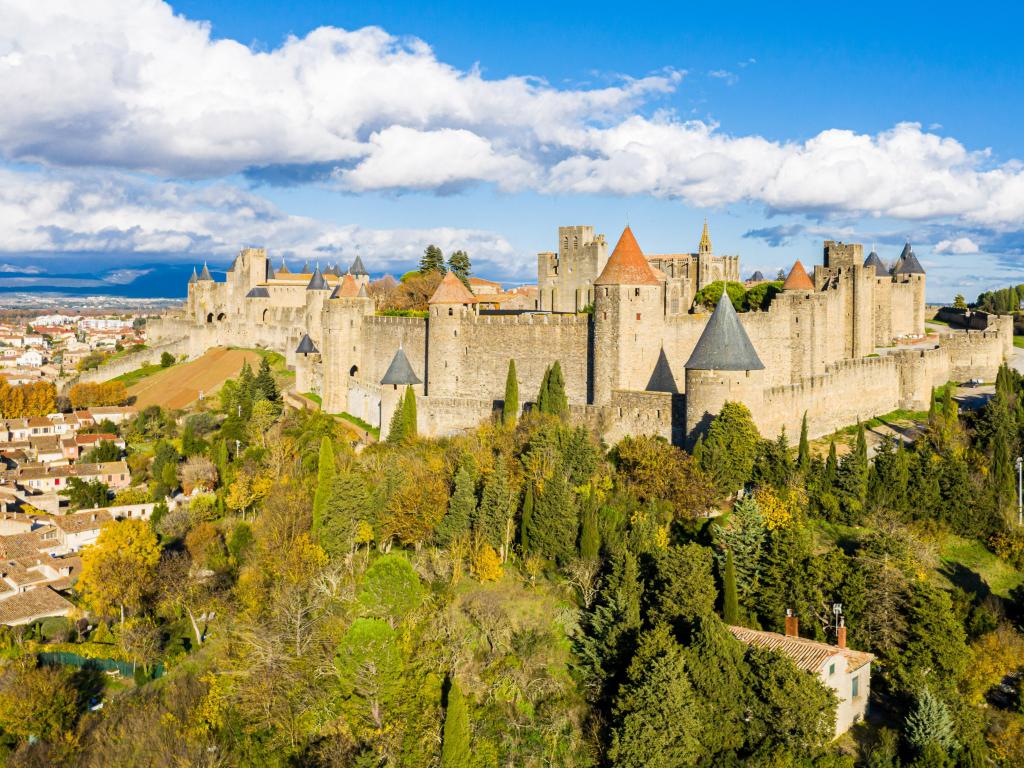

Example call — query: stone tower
[426,272,478,398]
[294,333,320,394]
[304,265,332,347]
[538,225,608,313]
[592,226,665,405]
[321,274,373,414]
[380,347,422,440]
[893,243,926,336]
[684,292,765,447]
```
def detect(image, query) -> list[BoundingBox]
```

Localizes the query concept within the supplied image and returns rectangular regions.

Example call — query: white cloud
[708,70,738,85]
[0,0,1023,239]
[0,167,525,277]
[935,236,980,254]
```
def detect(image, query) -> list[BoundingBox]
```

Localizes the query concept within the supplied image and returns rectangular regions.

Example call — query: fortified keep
[149,224,1012,444]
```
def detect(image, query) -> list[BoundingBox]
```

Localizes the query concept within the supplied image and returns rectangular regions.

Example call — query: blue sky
[1,0,1023,299]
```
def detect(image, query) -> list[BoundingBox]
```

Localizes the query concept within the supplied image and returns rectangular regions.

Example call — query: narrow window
[448,307,453,317]
[851,676,860,698]
[828,663,835,676]
[636,313,641,321]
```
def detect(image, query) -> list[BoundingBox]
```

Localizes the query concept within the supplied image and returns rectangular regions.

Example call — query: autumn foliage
[69,380,129,409]
[0,378,56,417]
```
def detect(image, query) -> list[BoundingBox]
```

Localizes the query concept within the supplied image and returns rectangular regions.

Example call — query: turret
[592,226,665,404]
[348,255,370,288]
[684,292,765,446]
[426,272,478,398]
[893,242,926,335]
[294,333,320,394]
[380,347,422,440]
[782,260,814,293]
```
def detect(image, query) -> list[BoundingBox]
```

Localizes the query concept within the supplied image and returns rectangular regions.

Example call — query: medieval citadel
[149,223,1013,445]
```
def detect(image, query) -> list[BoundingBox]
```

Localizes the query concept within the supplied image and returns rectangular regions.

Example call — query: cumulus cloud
[0,167,525,278]
[935,236,980,254]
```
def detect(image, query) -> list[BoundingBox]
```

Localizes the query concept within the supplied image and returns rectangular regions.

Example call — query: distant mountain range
[0,262,213,298]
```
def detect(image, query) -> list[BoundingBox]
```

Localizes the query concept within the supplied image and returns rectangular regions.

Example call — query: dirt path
[128,348,261,409]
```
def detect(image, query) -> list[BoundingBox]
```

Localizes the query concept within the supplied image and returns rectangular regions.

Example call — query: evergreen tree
[649,543,718,631]
[714,496,766,607]
[447,250,471,286]
[683,616,749,756]
[502,359,518,428]
[609,624,704,768]
[904,688,958,756]
[722,549,739,625]
[402,385,418,439]
[824,440,839,486]
[254,356,279,401]
[523,472,578,564]
[579,502,601,561]
[420,244,447,274]
[440,680,471,768]
[537,361,568,419]
[797,412,810,475]
[691,434,704,465]
[476,461,513,557]
[317,472,372,558]
[701,401,760,495]
[387,390,408,443]
[437,464,476,546]
[520,482,534,555]
[312,437,335,533]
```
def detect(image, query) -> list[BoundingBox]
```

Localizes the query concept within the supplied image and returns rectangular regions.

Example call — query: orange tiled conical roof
[782,260,814,292]
[335,273,360,297]
[428,271,478,304]
[595,226,660,286]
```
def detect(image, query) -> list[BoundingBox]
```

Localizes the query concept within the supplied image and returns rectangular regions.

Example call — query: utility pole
[1016,456,1023,526]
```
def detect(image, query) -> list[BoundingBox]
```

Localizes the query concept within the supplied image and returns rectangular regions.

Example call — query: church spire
[698,218,712,255]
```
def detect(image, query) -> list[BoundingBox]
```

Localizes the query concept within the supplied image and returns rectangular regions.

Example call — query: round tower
[380,347,422,439]
[684,292,766,447]
[593,226,665,404]
[426,272,478,398]
[321,274,373,414]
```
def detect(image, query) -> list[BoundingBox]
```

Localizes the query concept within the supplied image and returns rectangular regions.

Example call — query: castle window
[448,307,453,317]
[454,330,458,338]
[349,365,358,377]
[635,288,640,297]
[206,313,213,324]
[636,313,641,321]
[603,312,607,320]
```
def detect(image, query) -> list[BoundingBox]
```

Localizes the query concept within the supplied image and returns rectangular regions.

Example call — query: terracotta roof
[52,509,113,534]
[334,273,360,298]
[594,226,660,286]
[782,260,815,291]
[729,626,874,674]
[0,587,74,625]
[428,272,478,304]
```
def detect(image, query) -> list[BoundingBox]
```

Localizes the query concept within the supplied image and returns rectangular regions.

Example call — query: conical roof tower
[685,292,765,371]
[863,250,887,277]
[781,260,814,292]
[381,347,421,386]
[594,226,659,286]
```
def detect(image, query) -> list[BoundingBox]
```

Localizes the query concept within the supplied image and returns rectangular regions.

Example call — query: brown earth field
[128,347,261,409]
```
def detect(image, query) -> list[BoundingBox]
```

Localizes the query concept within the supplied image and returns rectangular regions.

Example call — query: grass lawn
[927,318,950,326]
[110,362,166,387]
[338,411,381,439]
[232,346,296,379]
[303,392,322,406]
[1013,335,1024,349]
[938,533,1024,599]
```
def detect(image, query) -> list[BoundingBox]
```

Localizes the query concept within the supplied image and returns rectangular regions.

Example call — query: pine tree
[441,680,471,768]
[447,250,471,286]
[502,359,518,428]
[420,244,447,274]
[312,437,335,533]
[714,496,766,605]
[905,688,958,756]
[797,412,810,475]
[722,549,739,625]
[525,472,578,564]
[701,402,760,495]
[437,464,476,546]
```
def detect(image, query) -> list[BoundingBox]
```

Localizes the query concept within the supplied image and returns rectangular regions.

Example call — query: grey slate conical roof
[295,333,319,354]
[246,286,270,298]
[348,255,368,276]
[188,267,198,284]
[198,262,214,282]
[357,283,369,298]
[326,263,342,277]
[864,251,888,277]
[306,266,329,290]
[380,347,421,385]
[894,243,925,275]
[751,270,765,281]
[685,292,765,371]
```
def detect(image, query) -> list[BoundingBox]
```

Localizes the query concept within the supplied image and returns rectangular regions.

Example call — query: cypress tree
[520,482,534,555]
[526,472,578,564]
[437,464,476,546]
[441,680,471,768]
[824,440,838,486]
[502,359,519,428]
[401,385,418,439]
[722,549,739,625]
[536,365,551,415]
[546,361,568,419]
[797,412,810,475]
[477,462,512,555]
[312,436,335,533]
[579,500,600,561]
[387,390,408,443]
[691,434,704,465]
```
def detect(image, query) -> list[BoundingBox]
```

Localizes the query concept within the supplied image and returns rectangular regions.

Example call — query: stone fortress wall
[144,224,1012,447]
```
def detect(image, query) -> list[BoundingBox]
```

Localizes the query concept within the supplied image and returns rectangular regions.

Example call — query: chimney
[784,608,799,638]
[836,617,847,649]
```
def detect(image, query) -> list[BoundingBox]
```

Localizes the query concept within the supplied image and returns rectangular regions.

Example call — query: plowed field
[128,348,261,409]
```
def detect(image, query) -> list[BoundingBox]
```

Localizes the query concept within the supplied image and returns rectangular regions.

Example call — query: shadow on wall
[646,348,679,393]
